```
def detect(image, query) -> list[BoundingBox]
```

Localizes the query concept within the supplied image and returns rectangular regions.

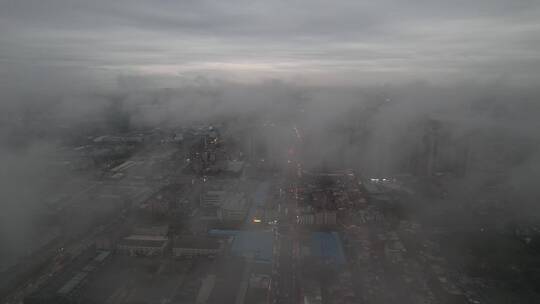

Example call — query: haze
[1,1,540,304]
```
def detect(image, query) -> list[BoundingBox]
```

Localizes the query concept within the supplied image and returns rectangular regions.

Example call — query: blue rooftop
[208,229,240,237]
[209,229,273,263]
[252,182,270,207]
[311,232,346,265]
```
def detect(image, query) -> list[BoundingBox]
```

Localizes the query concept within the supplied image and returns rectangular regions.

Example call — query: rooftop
[196,275,216,304]
[209,230,273,263]
[57,271,87,295]
[133,225,169,236]
[221,193,248,212]
[118,235,168,247]
[174,236,221,250]
[310,232,346,265]
[226,160,245,173]
[93,250,111,263]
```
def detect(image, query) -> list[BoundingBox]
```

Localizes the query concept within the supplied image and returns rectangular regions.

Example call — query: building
[24,250,110,304]
[56,271,87,300]
[116,235,169,256]
[224,160,245,176]
[95,226,129,250]
[196,275,216,304]
[133,224,169,237]
[140,184,184,217]
[301,280,323,304]
[201,190,226,208]
[110,160,137,174]
[25,273,87,304]
[218,192,249,222]
[209,230,274,263]
[308,232,346,265]
[93,135,144,144]
[172,236,222,258]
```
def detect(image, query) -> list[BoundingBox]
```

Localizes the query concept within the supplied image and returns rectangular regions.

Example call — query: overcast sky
[1,0,540,85]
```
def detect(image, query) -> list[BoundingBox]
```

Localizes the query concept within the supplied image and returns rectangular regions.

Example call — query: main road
[270,124,304,304]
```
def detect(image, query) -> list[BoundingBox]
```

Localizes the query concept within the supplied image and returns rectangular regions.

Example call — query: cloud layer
[1,0,540,84]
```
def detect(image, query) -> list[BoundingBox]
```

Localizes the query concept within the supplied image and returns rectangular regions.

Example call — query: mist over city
[1,1,540,304]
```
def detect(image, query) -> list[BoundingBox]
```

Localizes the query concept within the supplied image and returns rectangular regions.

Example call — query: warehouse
[116,235,169,256]
[218,192,249,222]
[173,236,222,258]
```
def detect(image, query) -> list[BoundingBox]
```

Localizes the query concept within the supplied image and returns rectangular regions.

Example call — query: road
[270,125,304,304]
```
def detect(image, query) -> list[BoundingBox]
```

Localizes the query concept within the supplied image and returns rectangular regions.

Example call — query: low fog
[2,76,540,251]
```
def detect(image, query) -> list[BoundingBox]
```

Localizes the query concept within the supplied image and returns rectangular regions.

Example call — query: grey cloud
[1,0,540,83]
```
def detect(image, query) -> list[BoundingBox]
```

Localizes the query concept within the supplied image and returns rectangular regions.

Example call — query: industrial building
[93,134,144,144]
[201,190,226,208]
[139,184,185,217]
[209,230,274,263]
[223,160,245,176]
[302,232,346,265]
[218,192,249,222]
[24,250,110,304]
[133,224,169,237]
[196,275,216,304]
[116,235,169,256]
[173,236,222,258]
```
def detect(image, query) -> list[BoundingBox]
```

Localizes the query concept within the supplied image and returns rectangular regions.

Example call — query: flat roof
[57,272,87,295]
[310,232,346,265]
[208,229,240,236]
[206,190,226,196]
[125,235,168,241]
[94,250,111,263]
[118,235,168,247]
[133,225,169,236]
[196,275,216,304]
[226,161,245,173]
[208,230,273,262]
[232,231,273,263]
[221,193,248,211]
[174,236,221,250]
